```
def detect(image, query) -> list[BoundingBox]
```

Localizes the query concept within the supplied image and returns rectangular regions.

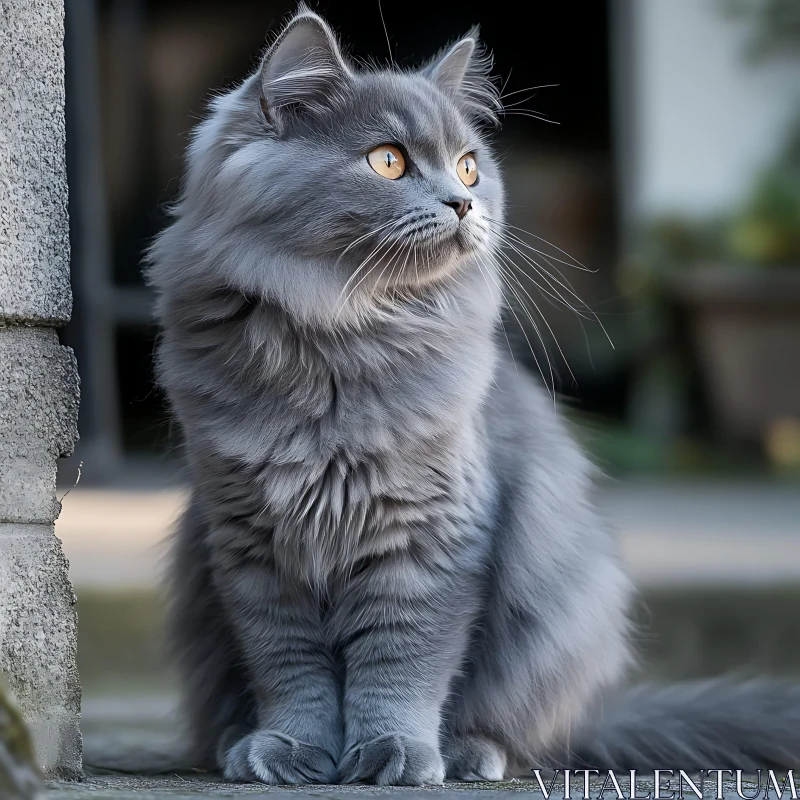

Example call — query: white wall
[621,0,800,220]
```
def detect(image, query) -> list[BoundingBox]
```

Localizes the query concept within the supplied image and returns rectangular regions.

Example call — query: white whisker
[334,215,412,316]
[494,251,577,388]
[500,110,560,125]
[500,83,559,100]
[480,253,554,400]
[495,244,595,321]
[487,218,592,271]
[501,241,614,349]
[474,257,519,380]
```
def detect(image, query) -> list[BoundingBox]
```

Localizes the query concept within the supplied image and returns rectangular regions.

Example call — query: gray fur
[148,7,800,785]
[567,681,800,771]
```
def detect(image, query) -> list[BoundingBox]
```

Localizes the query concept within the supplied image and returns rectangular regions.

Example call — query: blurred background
[53,0,800,761]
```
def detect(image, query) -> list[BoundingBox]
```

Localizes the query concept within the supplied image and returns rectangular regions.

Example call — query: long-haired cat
[148,6,800,785]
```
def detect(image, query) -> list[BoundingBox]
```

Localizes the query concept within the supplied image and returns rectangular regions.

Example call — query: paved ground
[47,776,543,799]
[44,775,760,800]
[45,698,773,799]
[55,480,800,589]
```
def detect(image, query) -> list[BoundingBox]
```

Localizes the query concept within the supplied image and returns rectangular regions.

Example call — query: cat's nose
[443,197,472,221]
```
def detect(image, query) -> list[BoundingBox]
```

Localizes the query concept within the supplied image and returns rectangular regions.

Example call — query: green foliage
[0,676,41,800]
[729,171,800,264]
[639,115,800,271]
[722,0,800,61]
[728,119,800,264]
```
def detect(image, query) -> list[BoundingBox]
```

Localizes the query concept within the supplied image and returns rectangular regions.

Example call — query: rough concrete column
[0,0,82,780]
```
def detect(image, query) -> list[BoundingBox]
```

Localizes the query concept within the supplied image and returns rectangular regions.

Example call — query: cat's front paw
[442,735,507,781]
[339,734,444,785]
[222,729,337,784]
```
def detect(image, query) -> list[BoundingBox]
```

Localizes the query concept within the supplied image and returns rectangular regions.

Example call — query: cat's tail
[561,680,800,770]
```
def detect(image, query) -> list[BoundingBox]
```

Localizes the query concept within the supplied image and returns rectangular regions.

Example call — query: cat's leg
[430,360,635,780]
[334,548,478,786]
[441,733,507,782]
[441,500,632,779]
[209,540,341,784]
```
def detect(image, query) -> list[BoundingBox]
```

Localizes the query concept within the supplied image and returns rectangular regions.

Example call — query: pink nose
[444,198,472,220]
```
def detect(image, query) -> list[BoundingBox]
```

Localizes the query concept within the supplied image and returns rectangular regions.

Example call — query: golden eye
[457,153,478,186]
[367,144,406,179]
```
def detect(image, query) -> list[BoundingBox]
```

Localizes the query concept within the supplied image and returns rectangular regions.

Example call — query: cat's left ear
[259,7,351,129]
[422,28,500,124]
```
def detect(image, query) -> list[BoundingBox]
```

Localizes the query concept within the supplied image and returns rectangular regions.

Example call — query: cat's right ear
[259,8,351,129]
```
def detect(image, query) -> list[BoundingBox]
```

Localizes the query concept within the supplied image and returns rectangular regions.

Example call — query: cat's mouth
[337,212,490,304]
[372,219,487,290]
[382,233,472,291]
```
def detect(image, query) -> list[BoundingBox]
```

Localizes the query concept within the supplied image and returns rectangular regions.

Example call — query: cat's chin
[384,256,477,299]
[385,235,484,292]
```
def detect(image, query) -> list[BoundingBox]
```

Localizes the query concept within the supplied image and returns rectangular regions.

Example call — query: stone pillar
[0,0,82,780]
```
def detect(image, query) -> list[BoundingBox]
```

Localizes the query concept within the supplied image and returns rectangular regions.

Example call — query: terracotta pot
[672,267,800,441]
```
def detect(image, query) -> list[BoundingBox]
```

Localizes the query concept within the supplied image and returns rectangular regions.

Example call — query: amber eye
[367,144,406,179]
[457,153,478,186]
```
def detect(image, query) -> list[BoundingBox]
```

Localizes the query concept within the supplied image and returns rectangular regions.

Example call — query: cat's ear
[425,37,476,93]
[259,7,351,128]
[423,28,500,124]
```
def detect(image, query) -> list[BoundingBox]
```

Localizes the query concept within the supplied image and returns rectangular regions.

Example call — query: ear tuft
[426,37,475,93]
[260,8,351,128]
[423,27,501,124]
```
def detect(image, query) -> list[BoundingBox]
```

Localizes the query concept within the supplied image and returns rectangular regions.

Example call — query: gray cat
[148,6,800,785]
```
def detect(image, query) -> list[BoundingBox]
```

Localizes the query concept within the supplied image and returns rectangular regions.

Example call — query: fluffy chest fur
[161,277,498,582]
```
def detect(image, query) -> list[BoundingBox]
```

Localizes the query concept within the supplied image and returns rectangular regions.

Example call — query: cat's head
[165,6,504,326]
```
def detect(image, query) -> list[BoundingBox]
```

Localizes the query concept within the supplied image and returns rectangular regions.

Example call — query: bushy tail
[564,681,800,771]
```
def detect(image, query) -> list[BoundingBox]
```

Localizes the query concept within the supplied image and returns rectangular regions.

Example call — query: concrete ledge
[0,0,71,324]
[0,326,79,523]
[0,523,81,779]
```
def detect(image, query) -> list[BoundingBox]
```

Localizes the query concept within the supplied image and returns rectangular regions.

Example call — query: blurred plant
[721,0,800,61]
[634,216,728,279]
[728,116,800,265]
[729,170,800,265]
[634,114,800,273]
[765,418,800,472]
[0,675,42,800]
